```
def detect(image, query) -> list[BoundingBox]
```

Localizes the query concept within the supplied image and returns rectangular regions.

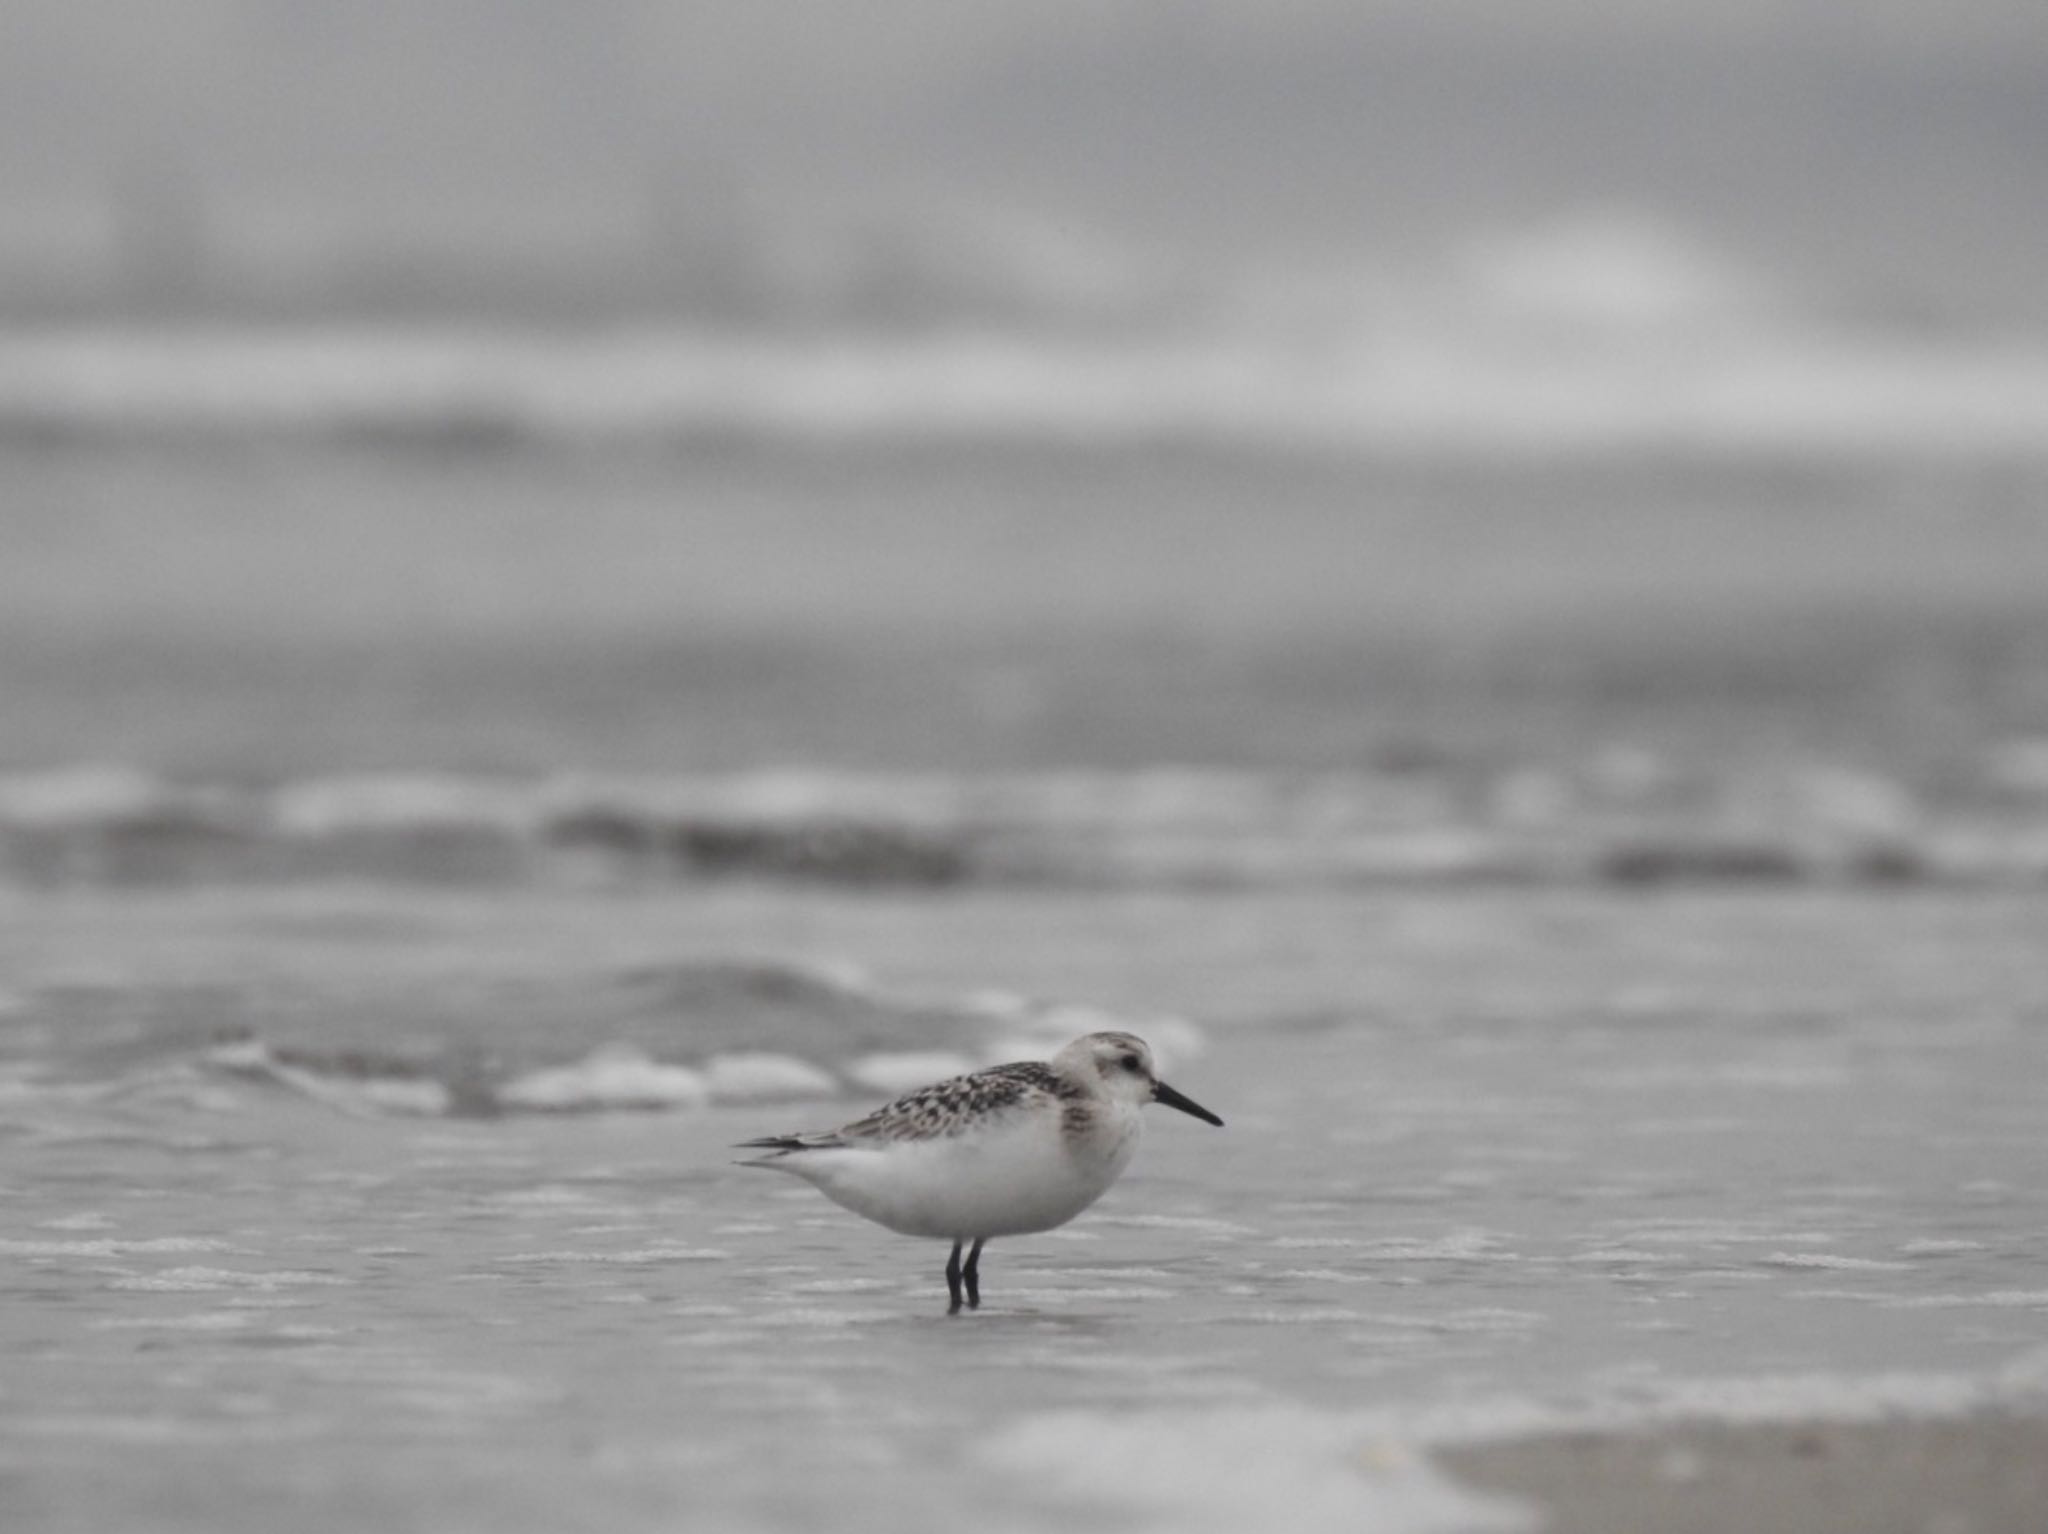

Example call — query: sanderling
[736,1031,1223,1314]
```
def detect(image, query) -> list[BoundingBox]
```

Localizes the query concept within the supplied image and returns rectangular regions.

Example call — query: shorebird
[736,1031,1223,1313]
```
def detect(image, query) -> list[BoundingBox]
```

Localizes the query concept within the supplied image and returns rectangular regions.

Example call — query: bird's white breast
[789,1099,1144,1240]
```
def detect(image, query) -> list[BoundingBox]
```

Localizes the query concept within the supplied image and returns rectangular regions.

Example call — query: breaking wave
[4,761,2046,891]
[4,322,2046,458]
[70,958,1207,1121]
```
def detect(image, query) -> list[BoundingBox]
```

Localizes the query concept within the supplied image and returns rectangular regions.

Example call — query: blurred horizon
[4,2,2047,465]
[2,0,2045,331]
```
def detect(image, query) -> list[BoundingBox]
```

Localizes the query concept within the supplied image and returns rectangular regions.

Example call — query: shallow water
[5,886,2047,1533]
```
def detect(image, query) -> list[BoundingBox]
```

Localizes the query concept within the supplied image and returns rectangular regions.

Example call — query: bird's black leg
[963,1239,984,1310]
[944,1240,964,1315]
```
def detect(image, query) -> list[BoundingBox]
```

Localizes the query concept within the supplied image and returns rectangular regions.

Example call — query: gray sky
[4,0,2045,320]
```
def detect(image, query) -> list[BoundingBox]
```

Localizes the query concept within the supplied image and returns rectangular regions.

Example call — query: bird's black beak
[1152,1079,1224,1127]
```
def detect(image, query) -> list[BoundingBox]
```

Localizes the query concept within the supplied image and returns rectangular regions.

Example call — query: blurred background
[9,14,2048,1532]
[4,0,2048,883]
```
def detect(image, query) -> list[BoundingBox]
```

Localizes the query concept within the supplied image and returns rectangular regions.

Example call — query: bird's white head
[1051,1032,1224,1126]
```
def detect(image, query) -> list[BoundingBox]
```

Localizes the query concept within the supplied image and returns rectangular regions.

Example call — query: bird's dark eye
[1120,1053,1142,1072]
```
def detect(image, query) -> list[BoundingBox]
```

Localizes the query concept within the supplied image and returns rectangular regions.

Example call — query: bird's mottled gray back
[840,1060,1082,1144]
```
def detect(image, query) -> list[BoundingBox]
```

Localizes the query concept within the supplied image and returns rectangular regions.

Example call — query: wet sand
[1442,1414,2048,1534]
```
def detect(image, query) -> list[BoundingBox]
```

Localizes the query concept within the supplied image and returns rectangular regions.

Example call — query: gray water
[6,885,2046,1533]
